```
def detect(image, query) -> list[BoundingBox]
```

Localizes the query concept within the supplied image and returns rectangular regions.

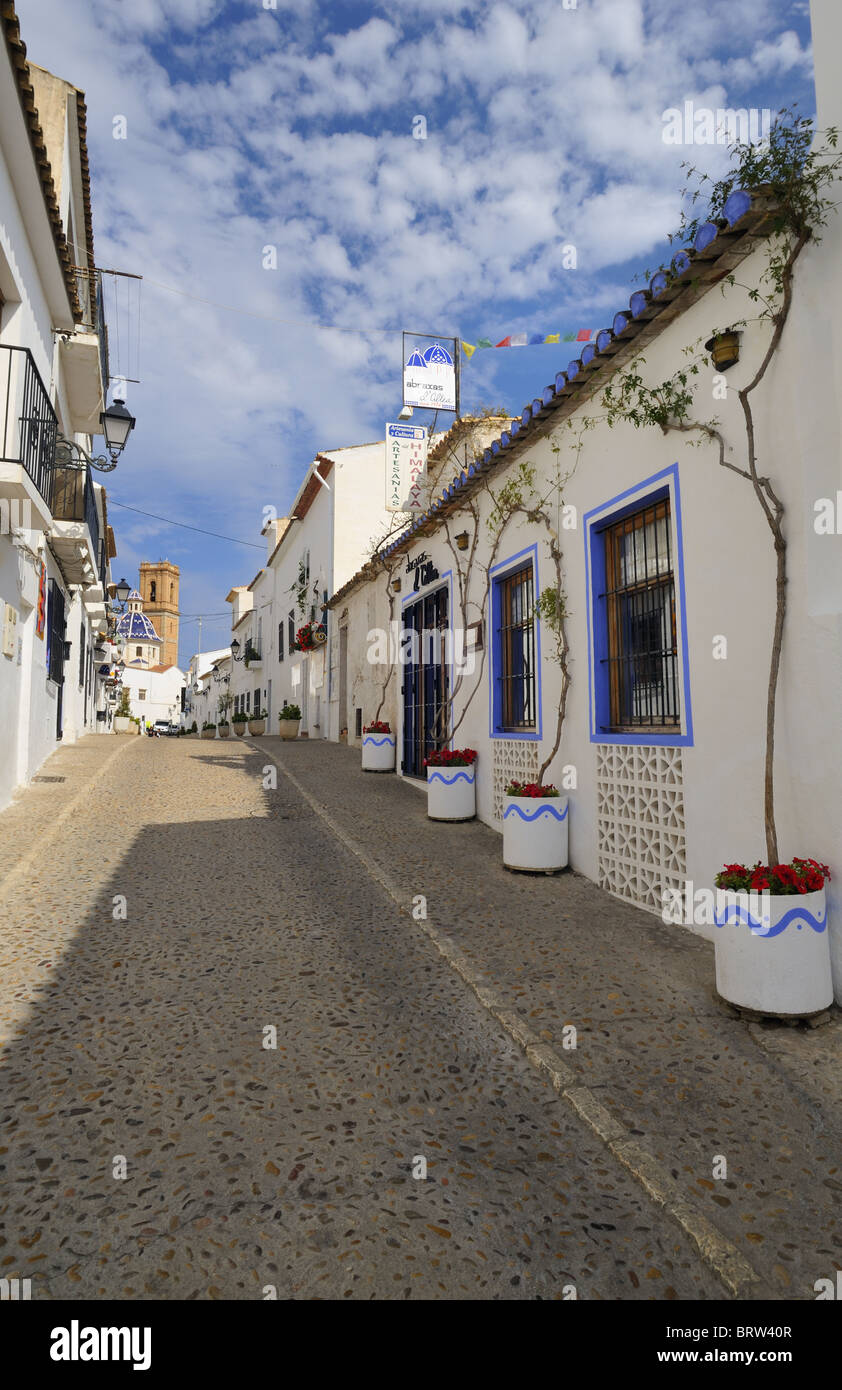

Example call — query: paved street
[0,733,839,1302]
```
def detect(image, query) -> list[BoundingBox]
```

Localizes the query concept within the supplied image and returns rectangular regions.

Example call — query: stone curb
[0,736,134,907]
[256,741,771,1301]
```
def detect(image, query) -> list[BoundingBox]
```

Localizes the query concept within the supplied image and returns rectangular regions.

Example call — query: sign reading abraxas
[385,423,428,512]
[402,332,458,412]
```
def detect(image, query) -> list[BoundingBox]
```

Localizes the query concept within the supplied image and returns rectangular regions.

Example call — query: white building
[0,9,118,809]
[121,662,185,729]
[225,443,407,737]
[182,646,230,731]
[328,125,842,998]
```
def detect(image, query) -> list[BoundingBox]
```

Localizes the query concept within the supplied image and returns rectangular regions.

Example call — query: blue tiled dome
[116,611,161,643]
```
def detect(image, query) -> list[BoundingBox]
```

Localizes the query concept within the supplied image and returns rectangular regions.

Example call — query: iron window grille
[601,498,679,730]
[497,565,536,731]
[278,621,284,662]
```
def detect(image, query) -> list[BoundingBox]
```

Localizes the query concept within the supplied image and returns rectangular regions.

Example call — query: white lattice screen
[597,745,686,914]
[492,740,540,820]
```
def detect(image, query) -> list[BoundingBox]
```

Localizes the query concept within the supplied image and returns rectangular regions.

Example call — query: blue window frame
[489,545,542,741]
[584,464,693,746]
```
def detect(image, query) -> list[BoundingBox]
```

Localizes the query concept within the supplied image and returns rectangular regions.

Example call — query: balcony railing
[52,461,101,562]
[0,345,57,508]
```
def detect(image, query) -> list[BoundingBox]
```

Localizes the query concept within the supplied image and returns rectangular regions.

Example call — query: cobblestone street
[0,734,839,1302]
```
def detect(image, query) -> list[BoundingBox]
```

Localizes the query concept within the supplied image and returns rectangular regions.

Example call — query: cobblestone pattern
[251,739,842,1300]
[0,736,724,1300]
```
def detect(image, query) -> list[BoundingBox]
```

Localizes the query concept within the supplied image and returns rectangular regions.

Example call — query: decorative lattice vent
[596,744,686,914]
[492,740,540,820]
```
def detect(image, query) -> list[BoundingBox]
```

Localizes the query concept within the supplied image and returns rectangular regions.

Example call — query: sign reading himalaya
[385,423,428,512]
[402,332,458,412]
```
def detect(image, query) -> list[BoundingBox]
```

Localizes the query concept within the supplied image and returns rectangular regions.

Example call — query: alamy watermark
[662,101,771,147]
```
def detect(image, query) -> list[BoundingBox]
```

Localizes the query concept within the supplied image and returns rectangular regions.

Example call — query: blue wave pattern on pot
[427,770,475,784]
[362,735,395,746]
[503,801,569,822]
[713,901,827,938]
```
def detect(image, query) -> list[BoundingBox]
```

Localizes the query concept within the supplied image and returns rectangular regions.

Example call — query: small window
[136,646,142,658]
[495,565,536,731]
[288,610,295,650]
[355,708,362,738]
[150,580,156,601]
[601,499,679,730]
[278,621,284,663]
[139,689,147,700]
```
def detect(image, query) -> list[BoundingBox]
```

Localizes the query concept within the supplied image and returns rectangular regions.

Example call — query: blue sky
[18,0,816,662]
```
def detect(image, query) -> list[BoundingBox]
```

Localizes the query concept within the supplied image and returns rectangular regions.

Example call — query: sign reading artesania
[402,332,458,412]
[385,423,428,512]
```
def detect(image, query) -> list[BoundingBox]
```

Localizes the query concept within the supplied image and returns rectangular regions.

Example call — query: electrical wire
[107,499,264,549]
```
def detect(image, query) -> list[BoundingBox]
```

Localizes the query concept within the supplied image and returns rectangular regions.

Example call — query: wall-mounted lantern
[455,531,470,551]
[705,329,741,371]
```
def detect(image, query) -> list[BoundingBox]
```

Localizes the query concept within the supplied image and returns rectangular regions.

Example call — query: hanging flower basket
[502,782,569,873]
[362,722,395,772]
[295,623,326,652]
[425,749,477,821]
[713,859,833,1017]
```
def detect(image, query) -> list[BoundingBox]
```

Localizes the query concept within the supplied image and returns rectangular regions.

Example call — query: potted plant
[503,780,569,874]
[362,720,395,772]
[113,688,132,734]
[425,748,477,822]
[294,622,325,652]
[231,711,248,737]
[190,720,198,735]
[217,691,233,738]
[278,702,301,740]
[201,721,216,740]
[713,859,833,1018]
[248,707,267,736]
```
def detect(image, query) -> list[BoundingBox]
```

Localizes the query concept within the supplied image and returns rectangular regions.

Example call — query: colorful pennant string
[462,329,595,359]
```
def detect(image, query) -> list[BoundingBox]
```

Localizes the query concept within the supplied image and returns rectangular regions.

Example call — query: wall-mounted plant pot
[248,719,266,735]
[279,718,301,741]
[503,794,569,873]
[426,764,476,821]
[713,888,832,1017]
[362,733,395,772]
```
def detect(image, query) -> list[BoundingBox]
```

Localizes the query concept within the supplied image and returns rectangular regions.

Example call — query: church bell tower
[139,560,180,668]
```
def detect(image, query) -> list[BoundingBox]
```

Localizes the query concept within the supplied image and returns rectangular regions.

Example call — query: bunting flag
[461,328,595,359]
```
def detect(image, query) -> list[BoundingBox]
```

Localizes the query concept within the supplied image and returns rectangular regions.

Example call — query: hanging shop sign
[402,332,458,412]
[385,423,428,512]
[405,551,440,592]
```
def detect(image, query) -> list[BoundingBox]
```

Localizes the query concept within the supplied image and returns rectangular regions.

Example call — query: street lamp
[100,398,136,458]
[113,577,131,606]
[230,638,246,663]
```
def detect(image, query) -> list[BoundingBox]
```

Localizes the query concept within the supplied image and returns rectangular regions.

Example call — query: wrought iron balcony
[0,345,57,511]
[50,461,102,587]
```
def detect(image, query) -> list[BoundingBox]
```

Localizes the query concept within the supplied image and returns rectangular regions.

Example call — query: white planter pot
[426,764,476,821]
[113,717,131,734]
[714,887,832,1017]
[503,794,569,872]
[201,729,216,740]
[248,719,266,736]
[217,724,230,739]
[233,723,247,736]
[362,734,395,772]
[279,718,301,741]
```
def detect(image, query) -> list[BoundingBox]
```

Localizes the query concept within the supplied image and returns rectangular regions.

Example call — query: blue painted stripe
[427,769,475,785]
[714,902,827,938]
[362,735,395,746]
[503,801,569,822]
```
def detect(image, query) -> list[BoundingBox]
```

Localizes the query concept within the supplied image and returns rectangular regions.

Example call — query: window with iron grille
[494,564,536,731]
[278,621,284,663]
[601,498,679,730]
[46,580,66,685]
[288,611,295,650]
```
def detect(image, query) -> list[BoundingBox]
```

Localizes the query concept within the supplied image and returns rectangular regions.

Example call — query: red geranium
[716,858,831,896]
[363,720,391,733]
[505,780,559,798]
[424,748,478,767]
